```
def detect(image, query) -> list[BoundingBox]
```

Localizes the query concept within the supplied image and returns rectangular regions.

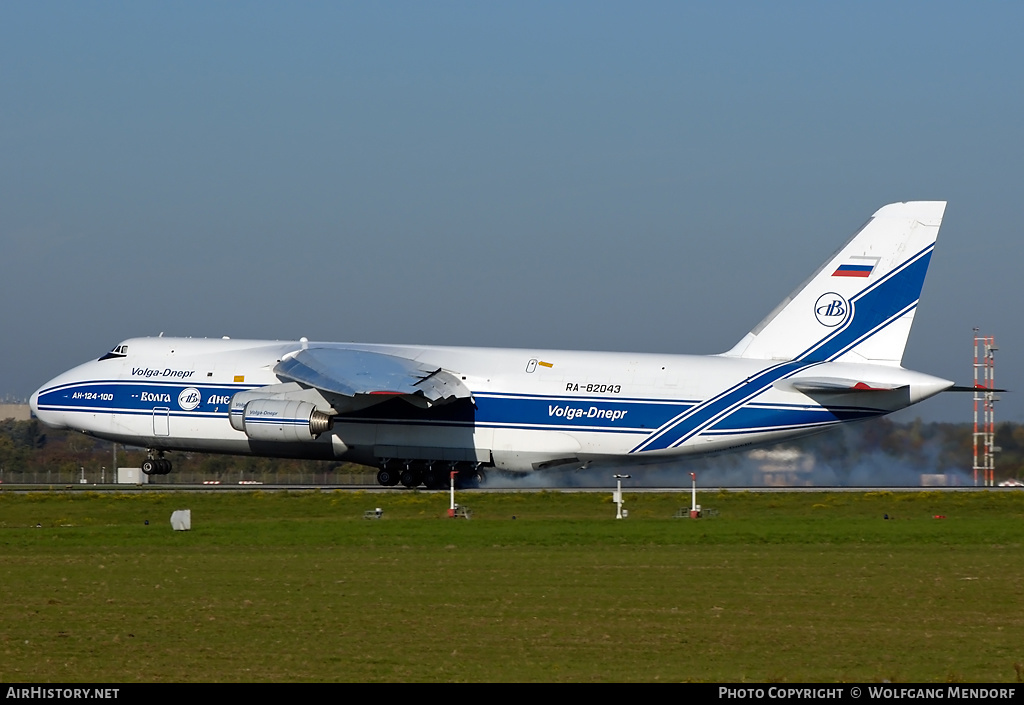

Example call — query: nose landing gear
[142,452,172,475]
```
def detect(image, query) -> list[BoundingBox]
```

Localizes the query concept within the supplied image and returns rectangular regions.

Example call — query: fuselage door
[153,408,170,436]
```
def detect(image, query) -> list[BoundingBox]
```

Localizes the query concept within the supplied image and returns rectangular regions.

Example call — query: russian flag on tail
[832,256,879,278]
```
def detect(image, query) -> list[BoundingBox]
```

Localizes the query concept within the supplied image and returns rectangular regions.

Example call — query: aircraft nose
[30,378,68,429]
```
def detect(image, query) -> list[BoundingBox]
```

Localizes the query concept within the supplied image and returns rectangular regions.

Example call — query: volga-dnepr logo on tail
[814,293,849,327]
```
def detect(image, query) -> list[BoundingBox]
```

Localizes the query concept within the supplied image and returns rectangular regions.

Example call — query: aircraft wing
[274,347,471,407]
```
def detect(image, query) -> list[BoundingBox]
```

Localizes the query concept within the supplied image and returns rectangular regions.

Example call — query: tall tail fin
[724,201,947,365]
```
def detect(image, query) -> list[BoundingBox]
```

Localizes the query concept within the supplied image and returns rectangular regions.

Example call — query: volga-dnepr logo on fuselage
[814,292,850,327]
[132,367,196,380]
[178,387,202,411]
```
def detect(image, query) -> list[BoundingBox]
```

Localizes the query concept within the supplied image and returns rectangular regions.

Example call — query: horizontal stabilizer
[779,377,907,394]
[274,347,472,406]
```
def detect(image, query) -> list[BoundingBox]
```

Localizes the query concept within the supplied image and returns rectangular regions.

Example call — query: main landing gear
[142,452,172,475]
[376,459,487,489]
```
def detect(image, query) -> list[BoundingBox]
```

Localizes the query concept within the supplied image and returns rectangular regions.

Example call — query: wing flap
[274,348,471,406]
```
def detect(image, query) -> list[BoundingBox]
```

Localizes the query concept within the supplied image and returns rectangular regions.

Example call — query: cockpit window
[98,344,129,361]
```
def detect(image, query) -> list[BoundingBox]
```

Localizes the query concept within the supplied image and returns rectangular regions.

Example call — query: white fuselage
[30,202,955,476]
[30,336,951,473]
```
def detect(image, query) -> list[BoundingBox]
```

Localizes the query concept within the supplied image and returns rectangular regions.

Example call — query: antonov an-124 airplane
[32,201,956,488]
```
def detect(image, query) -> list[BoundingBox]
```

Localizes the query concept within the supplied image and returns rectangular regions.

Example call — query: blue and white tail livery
[726,200,945,365]
[31,202,954,487]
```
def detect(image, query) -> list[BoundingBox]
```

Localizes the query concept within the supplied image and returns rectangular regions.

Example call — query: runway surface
[2,483,1020,494]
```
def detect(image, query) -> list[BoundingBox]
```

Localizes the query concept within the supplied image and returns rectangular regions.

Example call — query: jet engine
[229,395,333,442]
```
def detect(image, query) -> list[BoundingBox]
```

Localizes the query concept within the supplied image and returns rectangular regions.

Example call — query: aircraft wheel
[400,468,422,488]
[422,467,445,490]
[376,467,399,486]
[456,469,484,489]
[142,460,156,475]
[158,459,172,475]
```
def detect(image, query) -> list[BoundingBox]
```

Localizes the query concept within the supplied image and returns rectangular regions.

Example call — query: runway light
[613,474,631,519]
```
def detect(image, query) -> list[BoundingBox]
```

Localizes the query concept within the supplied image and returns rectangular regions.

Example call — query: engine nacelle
[229,395,333,442]
[229,389,270,431]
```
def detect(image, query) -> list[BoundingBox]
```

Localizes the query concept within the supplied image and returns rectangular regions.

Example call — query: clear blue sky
[2,2,1021,423]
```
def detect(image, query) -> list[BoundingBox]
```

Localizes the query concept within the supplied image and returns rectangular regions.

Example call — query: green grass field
[1,489,1022,683]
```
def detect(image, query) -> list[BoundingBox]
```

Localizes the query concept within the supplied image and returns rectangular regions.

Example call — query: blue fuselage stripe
[38,379,889,445]
[628,243,933,453]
